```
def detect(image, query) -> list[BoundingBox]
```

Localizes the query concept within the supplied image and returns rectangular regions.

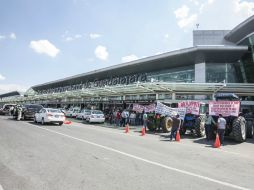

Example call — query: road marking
[65,121,247,157]
[32,125,250,190]
[0,184,4,190]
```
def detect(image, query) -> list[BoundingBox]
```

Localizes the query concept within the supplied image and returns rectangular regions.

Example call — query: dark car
[0,104,16,115]
[21,104,43,120]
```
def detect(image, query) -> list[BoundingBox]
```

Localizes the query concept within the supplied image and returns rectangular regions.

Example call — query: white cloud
[9,33,16,39]
[0,84,28,94]
[178,14,198,28]
[174,5,197,29]
[175,0,254,30]
[0,74,6,80]
[29,40,60,58]
[234,0,254,17]
[75,34,82,39]
[0,35,6,40]
[174,5,190,19]
[90,33,102,39]
[65,37,74,41]
[121,54,138,63]
[164,34,169,38]
[63,33,83,42]
[94,45,108,61]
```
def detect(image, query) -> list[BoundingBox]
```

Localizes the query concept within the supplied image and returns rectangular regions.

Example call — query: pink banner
[178,101,200,115]
[209,101,240,117]
[132,103,156,113]
[132,104,144,113]
[144,104,156,113]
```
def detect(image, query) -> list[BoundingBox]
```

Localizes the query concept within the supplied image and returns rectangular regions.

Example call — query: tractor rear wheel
[195,116,205,137]
[232,116,247,142]
[162,117,173,133]
[246,120,253,138]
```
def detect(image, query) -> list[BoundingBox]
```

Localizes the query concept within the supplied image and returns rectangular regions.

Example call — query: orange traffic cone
[175,130,180,142]
[125,124,129,133]
[141,126,146,136]
[214,133,221,148]
[64,120,72,124]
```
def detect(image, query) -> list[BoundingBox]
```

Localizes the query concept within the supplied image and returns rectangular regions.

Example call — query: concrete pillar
[172,92,176,100]
[195,62,206,83]
[195,62,206,100]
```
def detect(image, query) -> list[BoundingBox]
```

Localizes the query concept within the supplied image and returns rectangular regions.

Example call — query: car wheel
[41,118,45,125]
[34,117,37,123]
[59,122,63,126]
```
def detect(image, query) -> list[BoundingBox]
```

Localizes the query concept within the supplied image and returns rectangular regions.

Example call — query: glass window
[148,66,194,83]
[206,63,241,83]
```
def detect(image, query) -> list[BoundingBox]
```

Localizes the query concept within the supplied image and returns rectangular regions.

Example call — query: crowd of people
[106,109,228,145]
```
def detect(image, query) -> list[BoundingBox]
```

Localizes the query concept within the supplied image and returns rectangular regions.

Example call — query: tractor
[210,93,254,142]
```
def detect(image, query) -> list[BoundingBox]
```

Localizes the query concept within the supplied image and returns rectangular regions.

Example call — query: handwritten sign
[155,102,186,120]
[178,101,200,115]
[209,101,240,117]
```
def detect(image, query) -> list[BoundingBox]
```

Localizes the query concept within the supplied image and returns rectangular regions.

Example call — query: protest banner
[155,102,186,120]
[133,104,144,113]
[133,103,156,113]
[178,101,200,115]
[208,101,240,117]
[144,104,156,113]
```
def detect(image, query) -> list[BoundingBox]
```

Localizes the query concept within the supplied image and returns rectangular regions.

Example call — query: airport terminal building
[1,15,254,110]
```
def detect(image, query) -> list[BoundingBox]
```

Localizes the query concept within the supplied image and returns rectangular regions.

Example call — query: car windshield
[24,105,43,111]
[92,111,103,114]
[47,109,62,113]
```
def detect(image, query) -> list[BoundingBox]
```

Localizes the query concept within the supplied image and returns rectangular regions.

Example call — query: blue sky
[0,0,254,93]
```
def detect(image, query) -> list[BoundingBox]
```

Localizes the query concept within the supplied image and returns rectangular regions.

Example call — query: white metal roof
[1,82,254,103]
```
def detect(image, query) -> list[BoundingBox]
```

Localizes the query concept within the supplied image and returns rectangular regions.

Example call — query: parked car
[86,110,105,123]
[0,104,16,115]
[65,107,80,117]
[21,104,43,120]
[76,109,91,120]
[34,108,65,125]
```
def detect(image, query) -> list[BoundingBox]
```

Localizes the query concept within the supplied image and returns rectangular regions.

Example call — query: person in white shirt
[217,114,226,145]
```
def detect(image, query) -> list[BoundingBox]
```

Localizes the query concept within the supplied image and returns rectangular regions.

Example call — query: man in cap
[170,113,181,141]
[205,112,216,141]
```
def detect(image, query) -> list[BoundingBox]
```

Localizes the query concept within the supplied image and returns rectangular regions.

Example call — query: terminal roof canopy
[32,46,247,91]
[0,91,22,98]
[225,15,254,44]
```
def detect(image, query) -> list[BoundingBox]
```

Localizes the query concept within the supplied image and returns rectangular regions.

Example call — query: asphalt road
[0,115,254,190]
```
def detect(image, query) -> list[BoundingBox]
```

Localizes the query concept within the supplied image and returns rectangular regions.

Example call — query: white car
[34,108,65,125]
[86,110,105,123]
[65,107,80,117]
[76,109,91,120]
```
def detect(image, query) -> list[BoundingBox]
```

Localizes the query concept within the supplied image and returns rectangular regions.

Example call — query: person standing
[217,114,226,145]
[205,112,216,141]
[143,112,148,131]
[170,114,181,141]
[115,110,121,127]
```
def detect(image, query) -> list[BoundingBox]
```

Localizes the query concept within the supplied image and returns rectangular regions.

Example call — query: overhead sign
[155,102,186,120]
[208,101,240,117]
[178,101,200,115]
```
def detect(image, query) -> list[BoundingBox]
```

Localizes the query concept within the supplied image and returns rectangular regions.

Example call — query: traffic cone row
[214,133,221,148]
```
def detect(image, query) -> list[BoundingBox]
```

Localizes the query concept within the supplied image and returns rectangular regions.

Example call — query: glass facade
[206,63,242,83]
[148,66,194,83]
